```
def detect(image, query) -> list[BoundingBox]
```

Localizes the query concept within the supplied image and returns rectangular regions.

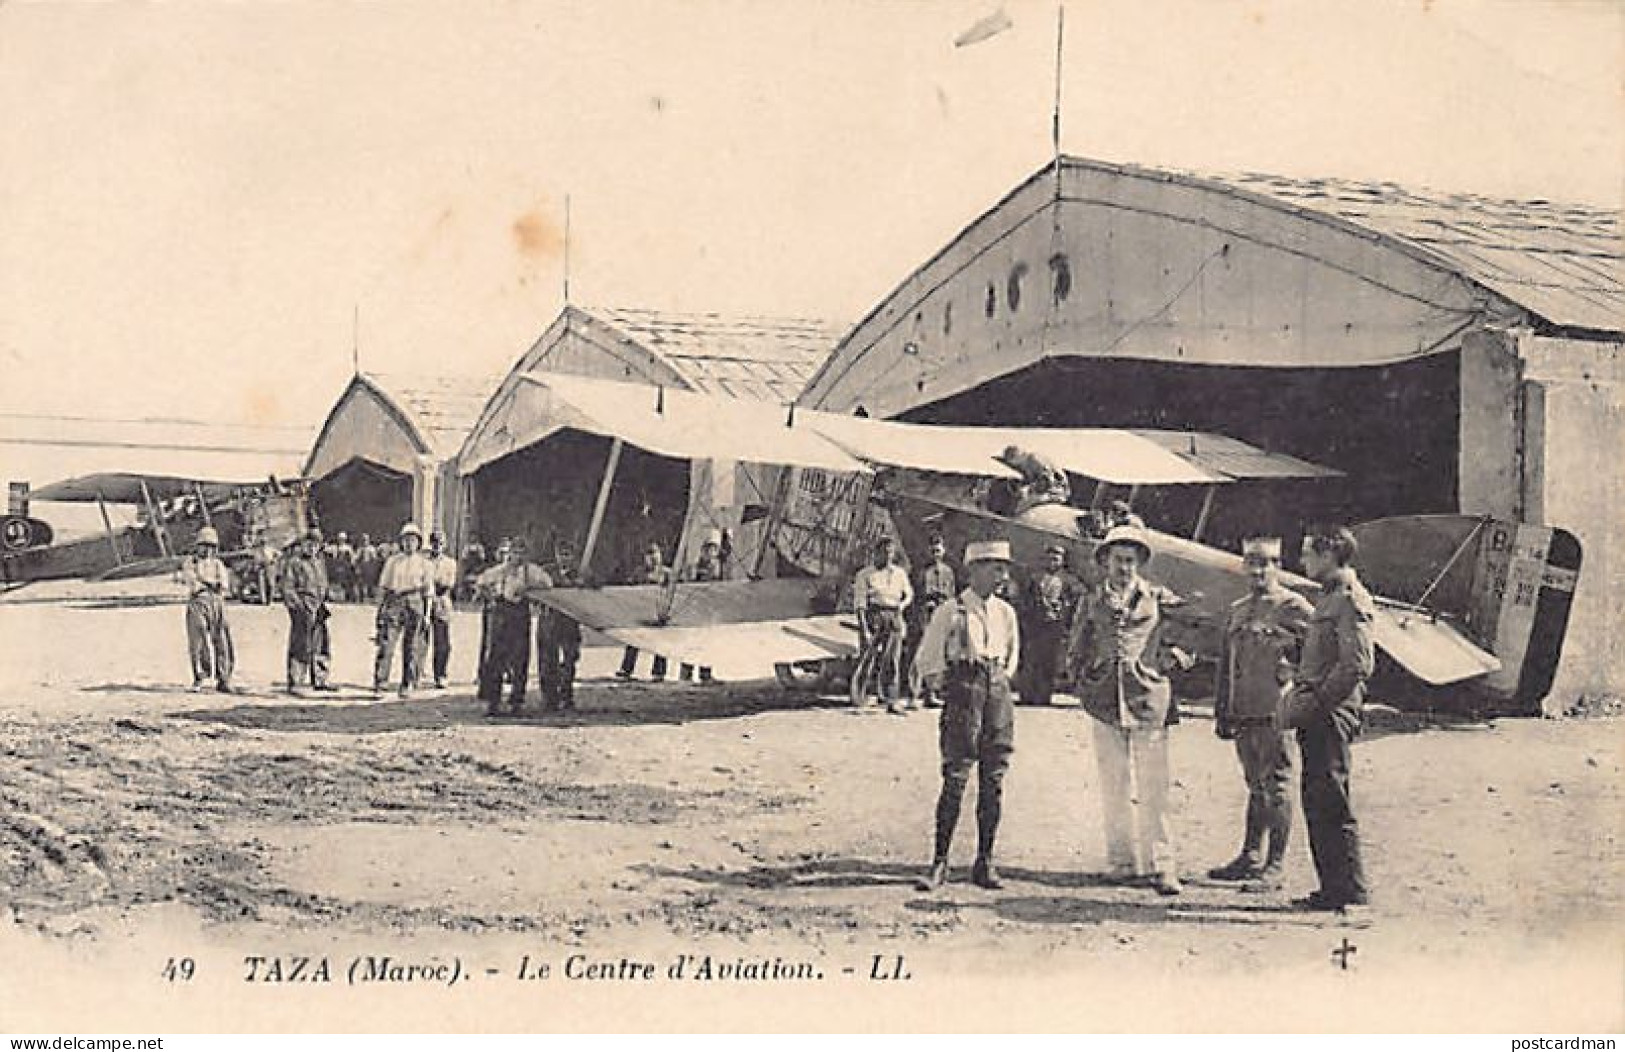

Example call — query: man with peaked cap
[1067,524,1185,895]
[1210,537,1313,891]
[1018,541,1084,707]
[1284,525,1375,912]
[851,534,914,712]
[373,522,434,698]
[475,537,553,716]
[177,525,235,693]
[424,528,459,689]
[281,529,336,696]
[913,539,1021,892]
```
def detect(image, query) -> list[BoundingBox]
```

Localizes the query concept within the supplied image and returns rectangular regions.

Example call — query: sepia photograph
[0,0,1620,1037]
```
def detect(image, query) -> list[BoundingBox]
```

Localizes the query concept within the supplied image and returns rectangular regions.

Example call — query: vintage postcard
[0,0,1620,1036]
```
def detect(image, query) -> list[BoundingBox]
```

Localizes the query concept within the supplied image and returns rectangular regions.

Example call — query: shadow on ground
[640,856,1366,930]
[166,681,854,735]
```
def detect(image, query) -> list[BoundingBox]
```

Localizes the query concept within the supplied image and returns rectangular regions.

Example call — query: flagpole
[1052,3,1065,195]
[563,193,572,305]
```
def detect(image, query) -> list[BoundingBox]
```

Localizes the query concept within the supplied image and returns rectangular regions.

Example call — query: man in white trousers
[1066,525,1185,896]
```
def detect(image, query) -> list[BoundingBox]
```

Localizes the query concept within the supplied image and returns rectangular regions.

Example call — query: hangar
[457,306,841,580]
[303,372,496,543]
[796,156,1622,705]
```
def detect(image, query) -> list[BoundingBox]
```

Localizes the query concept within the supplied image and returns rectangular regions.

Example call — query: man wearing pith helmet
[1209,537,1312,891]
[177,525,235,693]
[373,522,434,698]
[912,538,1021,892]
[1067,524,1186,895]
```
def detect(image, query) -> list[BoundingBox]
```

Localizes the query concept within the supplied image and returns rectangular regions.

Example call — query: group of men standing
[177,522,461,699]
[902,523,1375,914]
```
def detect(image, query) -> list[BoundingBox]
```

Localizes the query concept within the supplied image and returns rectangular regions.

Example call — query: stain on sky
[243,387,281,427]
[512,207,563,262]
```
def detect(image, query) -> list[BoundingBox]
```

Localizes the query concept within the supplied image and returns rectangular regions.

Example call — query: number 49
[162,957,195,982]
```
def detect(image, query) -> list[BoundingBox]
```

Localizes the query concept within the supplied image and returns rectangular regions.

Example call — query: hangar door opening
[469,429,690,580]
[903,352,1461,529]
[310,458,413,543]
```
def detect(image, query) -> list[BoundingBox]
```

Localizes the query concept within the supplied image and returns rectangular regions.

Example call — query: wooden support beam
[1192,485,1217,543]
[579,437,623,579]
[96,492,123,566]
[139,478,170,558]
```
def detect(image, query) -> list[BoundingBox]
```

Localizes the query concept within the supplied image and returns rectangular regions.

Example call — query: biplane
[0,472,311,592]
[496,374,1578,713]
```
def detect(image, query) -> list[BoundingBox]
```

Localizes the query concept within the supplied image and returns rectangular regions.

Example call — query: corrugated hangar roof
[1189,166,1624,334]
[358,371,500,457]
[590,307,842,402]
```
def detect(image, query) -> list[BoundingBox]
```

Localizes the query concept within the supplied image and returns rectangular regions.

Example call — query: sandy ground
[0,582,1621,1032]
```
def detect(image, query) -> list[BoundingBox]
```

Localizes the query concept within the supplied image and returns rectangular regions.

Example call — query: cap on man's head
[195,525,220,547]
[336,531,348,540]
[1242,537,1283,561]
[703,528,723,547]
[399,523,422,541]
[965,539,1013,564]
[1094,525,1152,566]
[1045,542,1068,556]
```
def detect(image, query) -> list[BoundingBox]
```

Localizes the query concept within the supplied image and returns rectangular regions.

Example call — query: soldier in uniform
[1284,526,1375,911]
[178,526,235,693]
[373,523,433,698]
[1019,542,1084,706]
[851,535,914,712]
[281,529,336,696]
[906,533,957,708]
[1067,525,1185,895]
[536,542,583,712]
[476,538,552,716]
[1209,537,1313,890]
[424,529,459,689]
[913,540,1020,891]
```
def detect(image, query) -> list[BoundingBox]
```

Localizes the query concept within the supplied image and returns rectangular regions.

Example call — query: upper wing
[30,473,253,505]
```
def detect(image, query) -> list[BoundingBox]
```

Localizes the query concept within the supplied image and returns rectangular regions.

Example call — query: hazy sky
[1,0,1619,430]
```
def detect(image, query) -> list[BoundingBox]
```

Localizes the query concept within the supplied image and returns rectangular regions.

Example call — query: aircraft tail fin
[1352,515,1582,713]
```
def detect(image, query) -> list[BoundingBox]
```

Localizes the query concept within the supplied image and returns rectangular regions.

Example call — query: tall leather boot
[1248,802,1292,891]
[917,775,966,891]
[972,775,1005,889]
[1209,795,1265,880]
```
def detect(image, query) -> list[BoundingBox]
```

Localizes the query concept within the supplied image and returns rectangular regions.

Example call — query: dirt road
[1,587,1620,1031]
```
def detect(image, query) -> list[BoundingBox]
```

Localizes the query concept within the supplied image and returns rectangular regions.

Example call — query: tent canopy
[458,372,1339,486]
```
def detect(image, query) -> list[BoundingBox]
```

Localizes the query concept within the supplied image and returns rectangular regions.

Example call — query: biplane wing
[27,473,267,505]
[533,579,854,681]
